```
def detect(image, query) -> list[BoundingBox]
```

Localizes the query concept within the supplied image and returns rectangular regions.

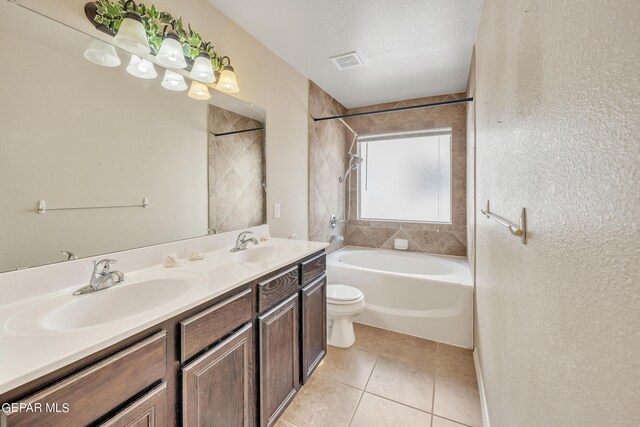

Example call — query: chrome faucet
[73,259,125,296]
[231,231,259,252]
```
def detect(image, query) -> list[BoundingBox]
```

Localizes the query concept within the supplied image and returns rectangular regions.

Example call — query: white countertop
[0,237,328,395]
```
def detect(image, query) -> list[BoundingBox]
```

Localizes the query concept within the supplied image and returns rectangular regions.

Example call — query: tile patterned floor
[276,323,482,427]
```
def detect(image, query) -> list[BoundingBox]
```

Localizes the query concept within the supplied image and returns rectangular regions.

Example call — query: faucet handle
[94,259,117,273]
[238,231,253,239]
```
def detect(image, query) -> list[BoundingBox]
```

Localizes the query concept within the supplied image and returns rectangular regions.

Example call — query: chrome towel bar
[36,198,149,214]
[480,200,527,244]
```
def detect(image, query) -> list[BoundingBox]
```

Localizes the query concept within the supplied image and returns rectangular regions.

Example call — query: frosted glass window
[358,129,452,223]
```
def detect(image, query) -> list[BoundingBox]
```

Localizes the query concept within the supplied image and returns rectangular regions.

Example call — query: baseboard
[473,348,491,427]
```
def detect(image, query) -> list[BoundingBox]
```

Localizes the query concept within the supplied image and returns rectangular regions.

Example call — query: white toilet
[327,284,365,348]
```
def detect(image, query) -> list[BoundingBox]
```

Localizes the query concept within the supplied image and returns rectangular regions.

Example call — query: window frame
[356,127,453,225]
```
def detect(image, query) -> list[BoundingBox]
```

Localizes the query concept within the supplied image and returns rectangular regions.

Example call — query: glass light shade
[161,70,188,91]
[83,39,121,67]
[155,34,187,69]
[113,13,150,54]
[126,55,157,79]
[188,81,211,100]
[190,53,216,83]
[217,66,239,93]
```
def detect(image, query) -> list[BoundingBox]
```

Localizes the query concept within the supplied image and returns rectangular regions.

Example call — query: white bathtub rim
[328,246,472,286]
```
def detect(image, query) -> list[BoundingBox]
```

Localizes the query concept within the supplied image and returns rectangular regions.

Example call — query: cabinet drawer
[300,252,326,286]
[100,382,168,427]
[180,288,253,362]
[1,332,166,427]
[258,267,299,313]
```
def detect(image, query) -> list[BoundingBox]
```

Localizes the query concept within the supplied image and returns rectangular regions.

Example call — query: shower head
[339,153,363,183]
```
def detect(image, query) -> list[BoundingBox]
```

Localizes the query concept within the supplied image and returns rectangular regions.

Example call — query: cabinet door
[301,274,327,383]
[258,294,299,427]
[182,323,254,427]
[100,382,168,427]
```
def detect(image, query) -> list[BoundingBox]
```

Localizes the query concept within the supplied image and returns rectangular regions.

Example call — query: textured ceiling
[207,0,482,108]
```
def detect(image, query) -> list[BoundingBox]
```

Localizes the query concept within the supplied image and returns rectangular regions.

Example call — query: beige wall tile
[208,105,265,233]
[308,82,350,252]
[343,93,467,256]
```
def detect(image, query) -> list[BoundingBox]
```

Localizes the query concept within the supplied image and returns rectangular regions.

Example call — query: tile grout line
[363,390,433,415]
[347,352,378,427]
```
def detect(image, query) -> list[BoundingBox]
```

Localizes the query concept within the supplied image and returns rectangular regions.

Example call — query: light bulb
[217,64,239,93]
[188,81,211,100]
[156,32,187,69]
[161,70,188,91]
[190,52,216,83]
[84,39,121,67]
[113,2,150,54]
[126,55,157,79]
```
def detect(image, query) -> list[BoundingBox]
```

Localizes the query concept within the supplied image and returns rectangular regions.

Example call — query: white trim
[473,348,491,427]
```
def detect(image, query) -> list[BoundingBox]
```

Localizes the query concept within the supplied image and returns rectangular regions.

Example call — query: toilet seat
[327,284,363,305]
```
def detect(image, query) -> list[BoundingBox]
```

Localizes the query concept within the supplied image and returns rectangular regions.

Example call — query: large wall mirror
[0,2,266,273]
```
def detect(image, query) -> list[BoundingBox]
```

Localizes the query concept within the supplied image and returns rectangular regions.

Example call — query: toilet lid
[327,284,362,302]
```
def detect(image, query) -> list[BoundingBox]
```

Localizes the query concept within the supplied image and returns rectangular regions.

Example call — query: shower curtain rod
[212,127,265,137]
[312,97,473,122]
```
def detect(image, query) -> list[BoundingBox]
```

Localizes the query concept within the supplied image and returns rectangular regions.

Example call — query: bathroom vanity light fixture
[83,39,121,67]
[113,0,150,54]
[191,50,216,83]
[161,69,188,91]
[86,1,238,93]
[188,81,211,100]
[217,56,239,93]
[155,24,187,69]
[126,54,157,79]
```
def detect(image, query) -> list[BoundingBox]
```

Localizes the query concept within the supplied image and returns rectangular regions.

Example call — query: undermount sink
[232,245,287,263]
[7,271,206,334]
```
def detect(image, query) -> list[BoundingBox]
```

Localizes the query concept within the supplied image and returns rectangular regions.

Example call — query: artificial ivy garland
[90,0,222,71]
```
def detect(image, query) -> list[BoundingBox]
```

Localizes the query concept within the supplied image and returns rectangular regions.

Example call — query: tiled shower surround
[308,82,350,253]
[208,105,266,233]
[308,83,467,256]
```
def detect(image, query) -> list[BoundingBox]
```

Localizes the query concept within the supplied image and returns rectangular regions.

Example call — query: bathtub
[327,246,473,348]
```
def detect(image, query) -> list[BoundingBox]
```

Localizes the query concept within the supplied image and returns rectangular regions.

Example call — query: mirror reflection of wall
[0,1,266,273]
[208,106,266,233]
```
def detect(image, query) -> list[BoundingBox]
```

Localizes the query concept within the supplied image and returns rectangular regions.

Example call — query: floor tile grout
[362,390,433,415]
[284,327,479,427]
[432,414,474,427]
[346,387,365,427]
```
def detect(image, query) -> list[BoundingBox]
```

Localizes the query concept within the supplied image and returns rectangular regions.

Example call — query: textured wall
[466,50,476,277]
[473,0,640,425]
[344,94,468,256]
[308,82,350,253]
[208,106,265,233]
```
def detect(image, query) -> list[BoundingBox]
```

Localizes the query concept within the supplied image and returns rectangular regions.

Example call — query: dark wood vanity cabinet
[300,274,327,383]
[258,294,300,427]
[0,250,327,427]
[100,382,168,427]
[182,324,254,427]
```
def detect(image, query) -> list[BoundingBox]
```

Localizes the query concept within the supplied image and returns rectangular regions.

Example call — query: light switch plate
[274,203,281,218]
